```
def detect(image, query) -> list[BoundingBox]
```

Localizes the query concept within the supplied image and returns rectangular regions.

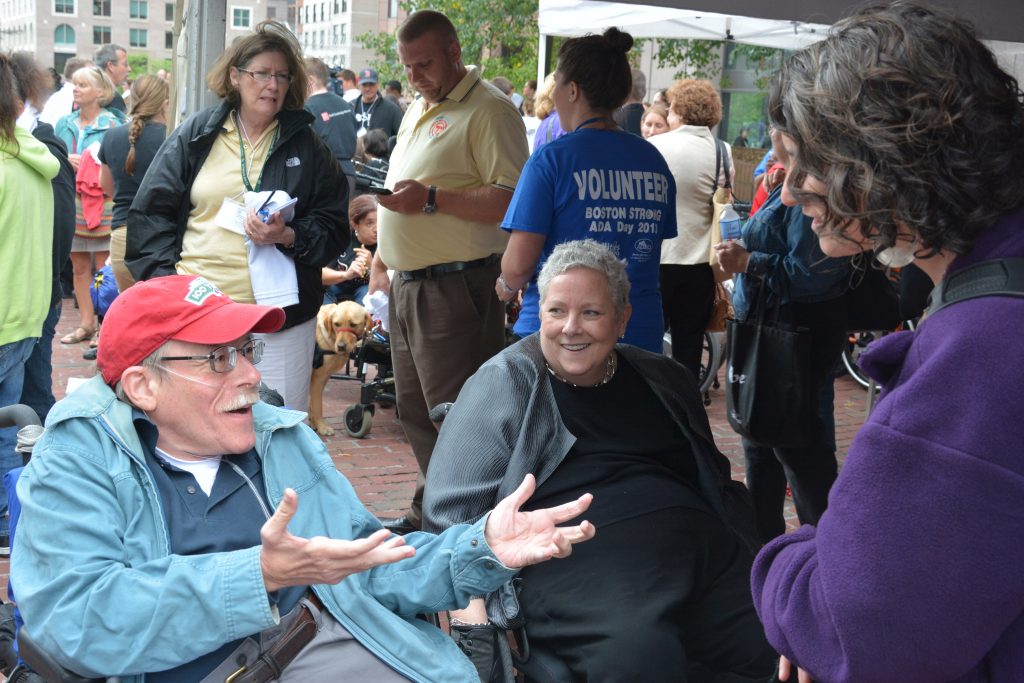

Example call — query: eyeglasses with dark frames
[237,68,293,85]
[157,339,264,374]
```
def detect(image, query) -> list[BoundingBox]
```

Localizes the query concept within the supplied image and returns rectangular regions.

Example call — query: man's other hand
[376,179,429,215]
[484,474,595,569]
[260,488,416,592]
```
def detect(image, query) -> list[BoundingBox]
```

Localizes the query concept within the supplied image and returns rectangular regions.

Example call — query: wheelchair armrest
[17,629,105,683]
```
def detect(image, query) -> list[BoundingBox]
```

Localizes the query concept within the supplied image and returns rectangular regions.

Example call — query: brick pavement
[0,303,870,595]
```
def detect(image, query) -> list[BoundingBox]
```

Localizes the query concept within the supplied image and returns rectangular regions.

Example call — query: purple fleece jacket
[751,205,1024,683]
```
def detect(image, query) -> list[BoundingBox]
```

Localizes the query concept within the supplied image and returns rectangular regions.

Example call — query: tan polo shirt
[176,115,279,303]
[378,67,528,271]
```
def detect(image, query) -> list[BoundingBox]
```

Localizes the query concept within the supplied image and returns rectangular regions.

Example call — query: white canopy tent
[536,0,1024,85]
[536,0,832,84]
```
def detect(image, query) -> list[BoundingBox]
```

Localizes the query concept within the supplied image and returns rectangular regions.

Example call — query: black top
[352,93,404,138]
[305,91,357,176]
[613,102,644,137]
[98,121,166,225]
[106,90,126,113]
[524,355,707,527]
[330,242,377,299]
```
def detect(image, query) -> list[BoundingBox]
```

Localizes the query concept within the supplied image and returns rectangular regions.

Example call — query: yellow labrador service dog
[309,301,373,436]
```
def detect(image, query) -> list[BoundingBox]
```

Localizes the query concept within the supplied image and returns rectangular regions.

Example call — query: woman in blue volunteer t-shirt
[495,28,676,353]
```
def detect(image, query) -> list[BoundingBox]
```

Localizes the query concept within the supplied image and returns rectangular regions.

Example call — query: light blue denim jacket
[12,376,515,681]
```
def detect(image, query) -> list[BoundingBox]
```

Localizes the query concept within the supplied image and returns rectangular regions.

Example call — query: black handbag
[725,284,816,449]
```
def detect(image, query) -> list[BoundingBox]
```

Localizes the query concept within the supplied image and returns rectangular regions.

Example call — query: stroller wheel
[344,404,373,438]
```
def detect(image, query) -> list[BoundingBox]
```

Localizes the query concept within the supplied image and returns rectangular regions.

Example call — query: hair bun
[603,27,634,53]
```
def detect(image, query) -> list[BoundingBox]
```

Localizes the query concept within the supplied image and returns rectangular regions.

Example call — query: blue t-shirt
[502,128,677,352]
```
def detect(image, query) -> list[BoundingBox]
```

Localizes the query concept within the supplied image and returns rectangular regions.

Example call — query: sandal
[60,326,95,345]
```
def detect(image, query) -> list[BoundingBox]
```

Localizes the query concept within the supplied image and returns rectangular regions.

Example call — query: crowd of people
[1,1,1023,680]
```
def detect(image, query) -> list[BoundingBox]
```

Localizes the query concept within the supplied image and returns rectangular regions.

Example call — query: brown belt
[225,592,324,683]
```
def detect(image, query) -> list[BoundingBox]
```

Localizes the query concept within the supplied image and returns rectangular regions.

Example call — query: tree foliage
[654,40,781,89]
[357,0,539,92]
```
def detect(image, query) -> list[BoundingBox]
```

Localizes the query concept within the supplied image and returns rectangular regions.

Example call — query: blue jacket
[733,187,849,321]
[12,376,516,681]
[54,107,127,155]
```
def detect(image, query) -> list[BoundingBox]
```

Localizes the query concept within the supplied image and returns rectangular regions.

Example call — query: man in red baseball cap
[12,276,595,680]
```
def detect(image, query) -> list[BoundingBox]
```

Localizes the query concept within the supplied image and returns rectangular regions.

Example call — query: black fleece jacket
[32,122,76,309]
[125,102,349,328]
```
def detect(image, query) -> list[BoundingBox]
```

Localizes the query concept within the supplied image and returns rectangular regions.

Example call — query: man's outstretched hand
[260,488,416,593]
[484,474,595,569]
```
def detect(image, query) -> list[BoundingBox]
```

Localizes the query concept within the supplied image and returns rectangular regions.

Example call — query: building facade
[296,0,404,73]
[0,0,287,75]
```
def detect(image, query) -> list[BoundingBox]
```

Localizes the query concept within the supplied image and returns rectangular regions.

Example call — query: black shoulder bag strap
[709,139,722,205]
[720,140,732,191]
[927,257,1024,316]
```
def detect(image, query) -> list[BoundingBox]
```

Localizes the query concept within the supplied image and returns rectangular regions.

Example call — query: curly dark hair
[556,27,633,113]
[768,1,1024,256]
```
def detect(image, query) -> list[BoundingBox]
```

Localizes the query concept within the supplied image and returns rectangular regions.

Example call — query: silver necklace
[546,352,618,388]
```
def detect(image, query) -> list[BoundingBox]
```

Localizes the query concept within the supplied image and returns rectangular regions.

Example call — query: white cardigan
[649,125,735,266]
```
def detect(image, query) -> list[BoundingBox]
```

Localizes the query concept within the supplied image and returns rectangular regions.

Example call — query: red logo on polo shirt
[321,111,330,122]
[429,116,449,139]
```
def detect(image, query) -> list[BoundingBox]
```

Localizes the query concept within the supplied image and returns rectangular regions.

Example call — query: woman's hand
[495,275,519,302]
[349,247,372,278]
[715,240,751,276]
[68,153,82,172]
[778,655,813,683]
[245,209,295,247]
[484,474,595,569]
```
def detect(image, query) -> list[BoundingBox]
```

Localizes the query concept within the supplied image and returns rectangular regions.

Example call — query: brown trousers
[389,260,505,526]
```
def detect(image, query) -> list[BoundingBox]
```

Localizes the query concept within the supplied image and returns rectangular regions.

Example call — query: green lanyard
[236,113,280,192]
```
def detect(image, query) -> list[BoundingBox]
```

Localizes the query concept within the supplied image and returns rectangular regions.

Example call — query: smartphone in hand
[367,185,393,195]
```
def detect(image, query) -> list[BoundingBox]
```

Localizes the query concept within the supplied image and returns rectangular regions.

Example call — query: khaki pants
[109,226,135,292]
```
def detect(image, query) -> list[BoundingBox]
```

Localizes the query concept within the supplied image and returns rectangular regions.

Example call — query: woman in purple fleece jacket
[751,3,1024,682]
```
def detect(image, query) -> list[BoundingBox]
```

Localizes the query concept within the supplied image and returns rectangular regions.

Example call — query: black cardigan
[125,101,349,328]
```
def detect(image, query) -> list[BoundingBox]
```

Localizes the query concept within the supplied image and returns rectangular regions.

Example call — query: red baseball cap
[97,275,285,386]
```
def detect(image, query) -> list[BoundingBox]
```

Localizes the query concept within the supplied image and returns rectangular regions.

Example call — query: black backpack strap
[927,257,1024,316]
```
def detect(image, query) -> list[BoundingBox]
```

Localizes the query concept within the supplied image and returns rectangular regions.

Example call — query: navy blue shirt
[134,413,305,681]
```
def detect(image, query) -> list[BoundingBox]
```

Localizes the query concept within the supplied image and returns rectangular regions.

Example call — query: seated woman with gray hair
[424,239,776,681]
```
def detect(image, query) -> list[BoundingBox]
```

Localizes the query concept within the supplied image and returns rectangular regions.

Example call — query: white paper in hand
[245,190,298,223]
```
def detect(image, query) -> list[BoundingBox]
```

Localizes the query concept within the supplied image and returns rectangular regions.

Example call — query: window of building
[54,23,76,46]
[267,7,276,18]
[130,0,148,19]
[54,0,74,14]
[165,2,174,21]
[388,0,397,18]
[165,31,173,49]
[340,23,347,45]
[93,0,110,16]
[232,7,251,29]
[93,25,111,44]
[129,27,148,47]
[342,0,348,12]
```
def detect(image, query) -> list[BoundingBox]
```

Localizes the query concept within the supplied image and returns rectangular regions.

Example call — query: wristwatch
[423,185,438,214]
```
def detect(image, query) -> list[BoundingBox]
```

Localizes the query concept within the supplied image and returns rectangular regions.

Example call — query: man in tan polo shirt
[368,9,528,532]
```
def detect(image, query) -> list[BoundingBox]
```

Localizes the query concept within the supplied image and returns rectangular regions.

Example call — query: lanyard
[236,113,280,193]
[574,116,615,132]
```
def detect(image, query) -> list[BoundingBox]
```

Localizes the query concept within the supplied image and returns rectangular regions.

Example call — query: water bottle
[719,204,742,242]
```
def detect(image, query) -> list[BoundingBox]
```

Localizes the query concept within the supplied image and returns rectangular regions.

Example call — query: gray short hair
[113,342,169,405]
[537,240,631,316]
[94,44,125,73]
